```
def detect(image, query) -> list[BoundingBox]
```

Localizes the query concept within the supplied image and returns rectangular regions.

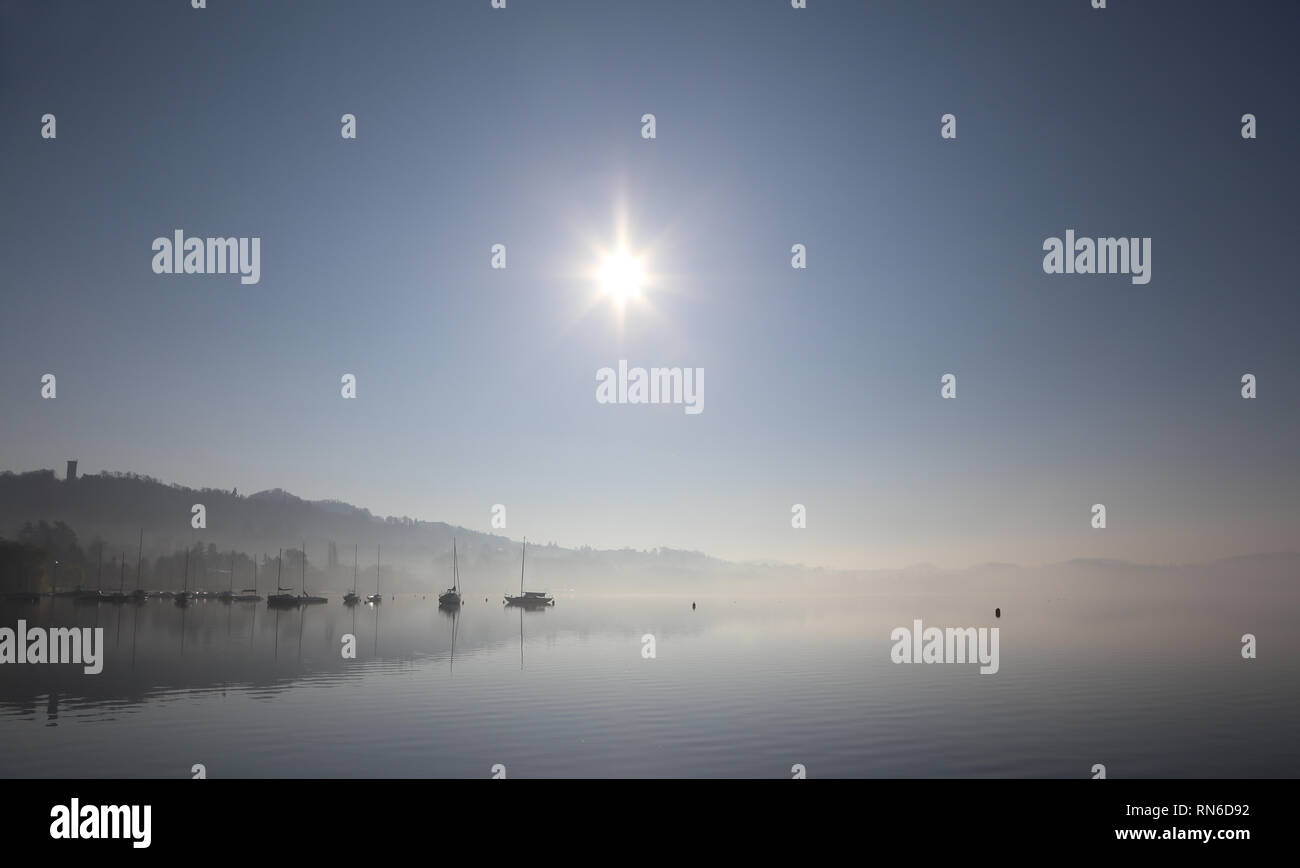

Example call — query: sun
[596,248,646,302]
[571,197,669,333]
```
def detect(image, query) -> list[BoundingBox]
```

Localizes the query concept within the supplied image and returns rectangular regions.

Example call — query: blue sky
[1,0,1297,569]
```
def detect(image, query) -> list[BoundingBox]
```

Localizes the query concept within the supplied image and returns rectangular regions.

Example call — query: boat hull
[504,594,553,607]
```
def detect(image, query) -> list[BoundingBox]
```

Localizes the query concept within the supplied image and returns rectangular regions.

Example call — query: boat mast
[353,543,358,593]
[229,550,235,593]
[377,545,381,595]
[119,554,125,591]
[97,543,103,590]
[520,537,526,594]
[183,547,189,592]
[301,541,306,594]
[135,529,143,591]
[453,538,458,593]
[276,548,283,591]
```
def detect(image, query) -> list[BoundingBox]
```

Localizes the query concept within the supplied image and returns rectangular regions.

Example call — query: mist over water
[3,562,1296,778]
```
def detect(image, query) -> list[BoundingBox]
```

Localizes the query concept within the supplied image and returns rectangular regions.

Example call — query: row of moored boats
[17,535,554,610]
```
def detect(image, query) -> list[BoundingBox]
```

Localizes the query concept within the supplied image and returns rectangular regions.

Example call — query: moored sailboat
[267,548,298,607]
[129,529,148,602]
[217,550,237,602]
[104,554,129,603]
[343,543,361,606]
[175,548,192,605]
[76,545,105,602]
[296,542,327,604]
[366,546,382,604]
[233,556,263,602]
[438,539,462,608]
[504,538,553,607]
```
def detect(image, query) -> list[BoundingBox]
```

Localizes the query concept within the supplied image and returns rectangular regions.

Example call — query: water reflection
[1,574,1298,778]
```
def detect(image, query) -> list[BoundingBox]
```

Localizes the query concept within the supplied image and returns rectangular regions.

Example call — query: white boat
[366,546,382,604]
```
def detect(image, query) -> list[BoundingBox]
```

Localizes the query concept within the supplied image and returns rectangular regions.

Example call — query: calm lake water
[1,573,1297,778]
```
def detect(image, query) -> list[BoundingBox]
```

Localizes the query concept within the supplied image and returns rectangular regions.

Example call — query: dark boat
[175,548,192,606]
[504,538,553,607]
[232,557,263,602]
[103,554,129,603]
[344,543,361,606]
[129,529,148,602]
[267,548,298,607]
[217,550,237,602]
[296,542,327,604]
[438,539,462,608]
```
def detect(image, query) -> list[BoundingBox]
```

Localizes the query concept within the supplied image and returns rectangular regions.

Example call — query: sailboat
[104,554,129,603]
[267,548,299,607]
[366,546,382,604]
[504,538,553,607]
[191,547,216,599]
[438,539,462,608]
[296,542,327,604]
[129,529,148,602]
[175,548,192,605]
[344,544,361,606]
[233,556,263,602]
[77,545,105,601]
[217,550,237,602]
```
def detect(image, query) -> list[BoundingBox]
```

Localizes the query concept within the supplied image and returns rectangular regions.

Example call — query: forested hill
[0,468,732,593]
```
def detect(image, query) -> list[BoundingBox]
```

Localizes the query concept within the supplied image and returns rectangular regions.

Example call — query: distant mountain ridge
[1,467,1295,592]
[0,467,730,592]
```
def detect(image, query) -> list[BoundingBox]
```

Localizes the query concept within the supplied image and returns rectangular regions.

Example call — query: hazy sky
[1,0,1297,570]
